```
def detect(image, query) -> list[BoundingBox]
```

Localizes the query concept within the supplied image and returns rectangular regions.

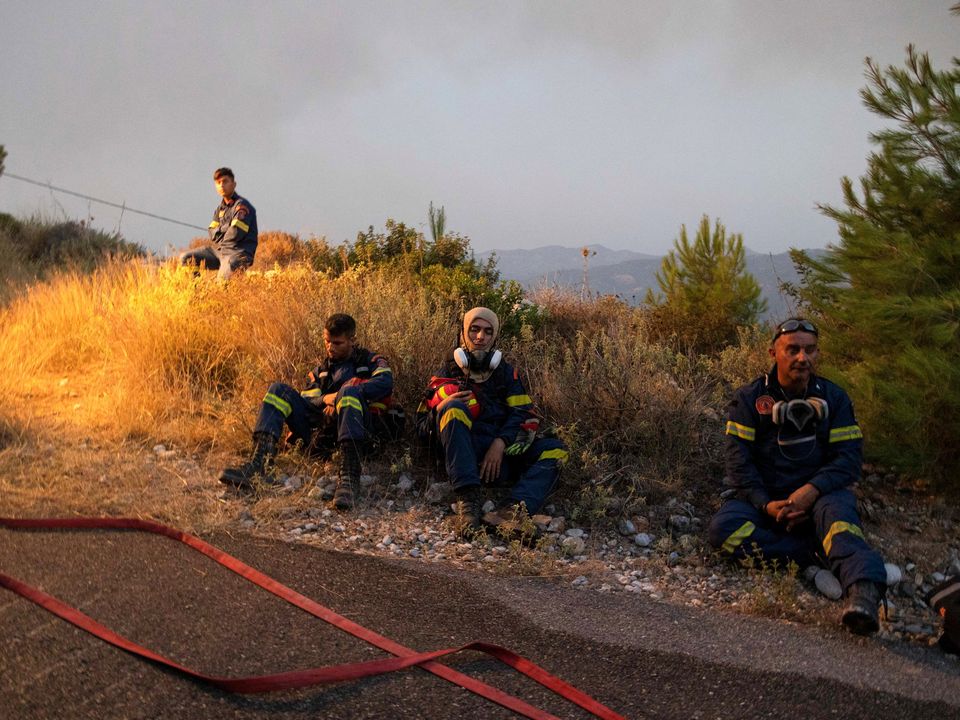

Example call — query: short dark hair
[325,313,356,338]
[213,167,234,181]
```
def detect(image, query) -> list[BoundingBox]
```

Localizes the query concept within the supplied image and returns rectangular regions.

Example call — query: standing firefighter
[421,307,567,531]
[180,167,258,279]
[221,313,394,510]
[708,318,888,635]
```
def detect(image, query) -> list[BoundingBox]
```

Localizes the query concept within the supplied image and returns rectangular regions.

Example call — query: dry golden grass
[0,259,772,526]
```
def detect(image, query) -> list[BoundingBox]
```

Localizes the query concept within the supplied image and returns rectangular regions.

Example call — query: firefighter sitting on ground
[419,307,567,530]
[180,166,258,280]
[708,318,888,635]
[220,313,395,510]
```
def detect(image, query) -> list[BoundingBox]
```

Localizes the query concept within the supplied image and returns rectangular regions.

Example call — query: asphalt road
[1,526,958,719]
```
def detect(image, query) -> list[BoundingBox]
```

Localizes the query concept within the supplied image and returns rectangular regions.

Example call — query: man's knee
[708,500,759,552]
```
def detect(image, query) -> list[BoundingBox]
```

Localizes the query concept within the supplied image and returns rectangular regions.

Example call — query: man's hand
[786,483,820,514]
[765,483,820,531]
[436,390,472,414]
[480,438,506,484]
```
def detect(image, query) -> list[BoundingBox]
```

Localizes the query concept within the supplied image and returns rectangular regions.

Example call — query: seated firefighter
[220,313,395,510]
[708,318,888,635]
[420,307,567,530]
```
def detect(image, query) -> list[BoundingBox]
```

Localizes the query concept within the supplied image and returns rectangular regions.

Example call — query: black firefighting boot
[333,442,362,511]
[220,433,278,491]
[841,580,883,635]
[452,484,483,533]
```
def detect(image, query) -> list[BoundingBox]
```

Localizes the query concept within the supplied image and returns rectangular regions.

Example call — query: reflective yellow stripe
[506,394,532,407]
[440,407,472,433]
[725,421,756,441]
[230,219,250,232]
[372,367,392,376]
[336,396,363,414]
[537,448,568,464]
[300,388,323,398]
[263,392,292,417]
[822,521,864,555]
[437,385,454,401]
[829,425,863,443]
[721,521,756,554]
[369,401,387,411]
[208,221,219,228]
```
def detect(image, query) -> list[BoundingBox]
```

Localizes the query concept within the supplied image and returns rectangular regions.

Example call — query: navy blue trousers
[252,382,368,448]
[437,399,567,514]
[708,489,886,591]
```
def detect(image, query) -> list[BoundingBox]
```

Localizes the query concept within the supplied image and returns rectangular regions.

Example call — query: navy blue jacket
[299,347,393,411]
[433,357,533,445]
[209,193,258,253]
[724,366,864,510]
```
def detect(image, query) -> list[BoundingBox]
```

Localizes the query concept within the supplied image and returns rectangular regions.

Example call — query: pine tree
[646,214,765,353]
[791,45,960,485]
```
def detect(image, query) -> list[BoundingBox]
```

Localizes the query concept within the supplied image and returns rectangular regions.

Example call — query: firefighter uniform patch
[755,395,775,415]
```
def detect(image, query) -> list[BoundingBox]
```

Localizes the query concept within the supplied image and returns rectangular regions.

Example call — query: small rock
[633,533,653,548]
[547,517,566,534]
[565,528,585,539]
[152,444,166,454]
[531,514,552,531]
[289,528,303,536]
[409,548,421,558]
[617,518,636,536]
[667,552,681,567]
[561,536,586,555]
[482,500,496,514]
[631,515,650,532]
[884,563,902,586]
[932,572,946,584]
[397,474,414,492]
[425,482,452,504]
[360,474,376,488]
[668,515,691,531]
[571,576,588,587]
[382,535,393,546]
[283,475,304,491]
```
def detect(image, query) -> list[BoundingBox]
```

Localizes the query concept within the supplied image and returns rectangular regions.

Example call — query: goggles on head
[772,319,818,342]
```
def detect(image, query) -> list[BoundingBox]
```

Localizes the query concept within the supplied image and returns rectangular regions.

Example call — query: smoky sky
[1,1,957,256]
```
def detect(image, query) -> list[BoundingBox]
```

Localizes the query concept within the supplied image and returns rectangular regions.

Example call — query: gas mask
[453,347,502,375]
[771,398,828,431]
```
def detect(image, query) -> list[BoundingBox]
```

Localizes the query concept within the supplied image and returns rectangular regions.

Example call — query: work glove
[505,418,539,456]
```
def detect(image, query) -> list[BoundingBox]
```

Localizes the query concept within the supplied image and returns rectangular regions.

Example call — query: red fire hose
[0,517,625,720]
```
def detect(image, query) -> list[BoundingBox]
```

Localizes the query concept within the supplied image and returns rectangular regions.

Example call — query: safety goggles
[772,319,818,341]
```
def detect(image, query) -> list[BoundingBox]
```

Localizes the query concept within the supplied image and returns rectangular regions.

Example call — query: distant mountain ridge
[478,245,825,320]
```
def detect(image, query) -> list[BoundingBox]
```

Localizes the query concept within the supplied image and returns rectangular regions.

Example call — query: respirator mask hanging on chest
[454,347,502,377]
[771,398,828,458]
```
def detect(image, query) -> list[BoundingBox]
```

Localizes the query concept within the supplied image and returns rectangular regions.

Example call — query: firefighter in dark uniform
[180,167,258,280]
[422,307,567,530]
[708,318,888,634]
[220,313,394,510]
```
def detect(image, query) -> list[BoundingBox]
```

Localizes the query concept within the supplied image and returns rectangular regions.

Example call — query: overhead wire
[1,172,206,231]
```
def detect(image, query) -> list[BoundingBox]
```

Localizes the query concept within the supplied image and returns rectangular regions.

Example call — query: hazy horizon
[2,2,957,256]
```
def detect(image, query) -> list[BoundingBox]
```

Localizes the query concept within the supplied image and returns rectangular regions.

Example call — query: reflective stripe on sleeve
[506,394,532,407]
[372,367,392,377]
[725,421,756,441]
[208,221,219,229]
[721,521,756,554]
[263,392,292,417]
[230,219,250,232]
[829,425,863,443]
[300,388,323,398]
[822,521,865,556]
